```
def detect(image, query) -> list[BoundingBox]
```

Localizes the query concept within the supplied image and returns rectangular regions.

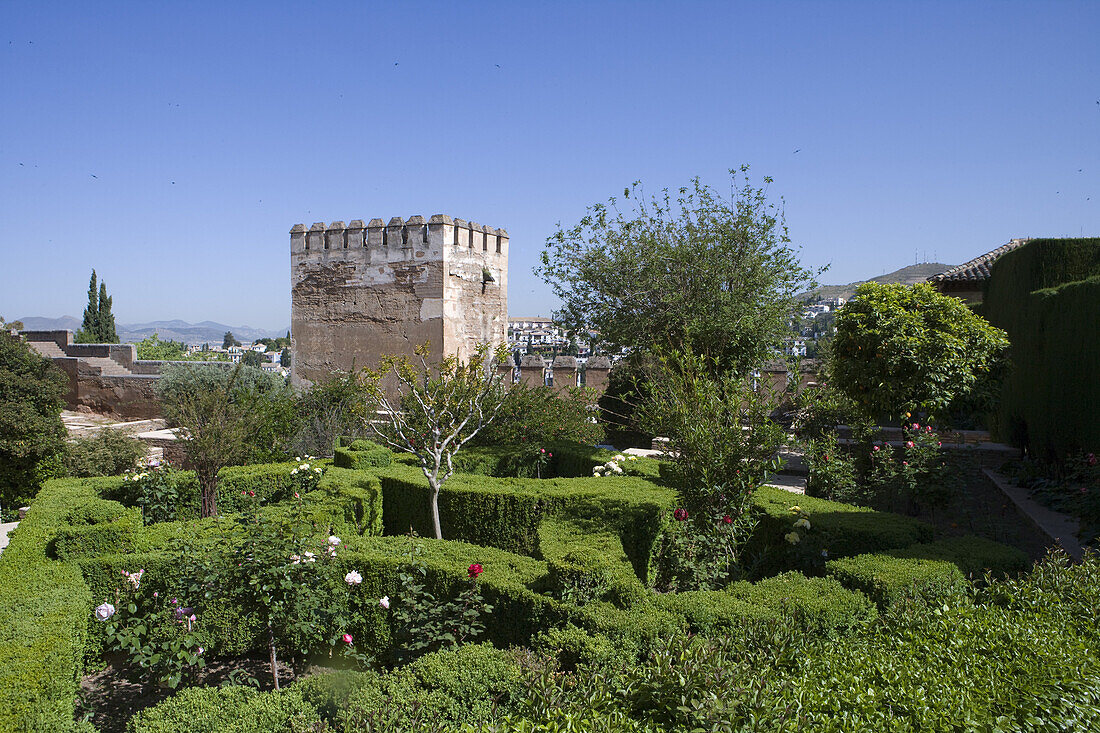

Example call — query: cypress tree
[76,270,99,343]
[97,281,118,342]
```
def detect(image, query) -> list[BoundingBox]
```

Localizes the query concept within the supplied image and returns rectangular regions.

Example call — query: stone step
[27,341,66,359]
[83,356,132,375]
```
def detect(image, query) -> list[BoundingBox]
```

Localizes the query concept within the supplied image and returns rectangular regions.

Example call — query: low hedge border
[374,461,676,584]
[745,485,935,577]
[333,436,393,471]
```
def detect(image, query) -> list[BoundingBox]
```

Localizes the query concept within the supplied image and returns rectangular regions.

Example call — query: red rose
[467,563,483,579]
[722,515,733,524]
[673,508,689,522]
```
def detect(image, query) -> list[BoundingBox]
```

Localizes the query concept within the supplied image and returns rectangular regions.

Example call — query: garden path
[0,521,17,555]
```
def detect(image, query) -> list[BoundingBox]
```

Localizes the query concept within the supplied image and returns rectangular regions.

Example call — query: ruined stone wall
[291,215,508,386]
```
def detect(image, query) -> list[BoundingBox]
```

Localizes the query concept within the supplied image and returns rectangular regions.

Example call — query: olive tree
[537,167,820,376]
[830,282,1010,421]
[358,343,511,540]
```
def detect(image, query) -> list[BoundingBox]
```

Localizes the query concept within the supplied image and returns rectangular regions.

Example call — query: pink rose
[342,633,353,644]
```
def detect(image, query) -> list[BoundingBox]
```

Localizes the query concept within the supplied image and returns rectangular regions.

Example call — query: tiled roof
[928,238,1031,283]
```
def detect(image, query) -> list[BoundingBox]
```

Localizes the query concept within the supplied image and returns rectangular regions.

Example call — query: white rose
[379,595,390,609]
[328,536,341,546]
[94,602,115,621]
[303,551,317,563]
[344,570,363,585]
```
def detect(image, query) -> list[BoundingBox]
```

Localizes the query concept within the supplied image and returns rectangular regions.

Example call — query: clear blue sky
[2,1,1098,330]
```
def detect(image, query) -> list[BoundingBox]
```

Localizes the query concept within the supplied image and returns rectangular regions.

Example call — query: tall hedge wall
[983,238,1100,458]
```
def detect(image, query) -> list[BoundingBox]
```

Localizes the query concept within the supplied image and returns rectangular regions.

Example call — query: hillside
[16,316,288,345]
[799,262,952,302]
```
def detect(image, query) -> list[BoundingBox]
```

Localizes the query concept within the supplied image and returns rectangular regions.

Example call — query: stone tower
[290,215,508,386]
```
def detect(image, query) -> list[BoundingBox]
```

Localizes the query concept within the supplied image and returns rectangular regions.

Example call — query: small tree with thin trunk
[358,342,511,540]
[157,364,251,517]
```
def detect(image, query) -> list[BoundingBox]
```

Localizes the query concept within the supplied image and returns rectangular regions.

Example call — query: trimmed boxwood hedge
[128,685,321,733]
[745,485,935,576]
[374,461,676,585]
[333,436,393,471]
[655,571,878,639]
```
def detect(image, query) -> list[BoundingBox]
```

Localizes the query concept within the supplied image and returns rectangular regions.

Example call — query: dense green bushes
[983,238,1100,458]
[128,685,320,732]
[333,436,393,470]
[63,429,146,478]
[471,383,605,447]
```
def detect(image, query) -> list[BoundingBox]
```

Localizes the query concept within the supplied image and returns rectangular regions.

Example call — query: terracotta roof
[929,239,1031,283]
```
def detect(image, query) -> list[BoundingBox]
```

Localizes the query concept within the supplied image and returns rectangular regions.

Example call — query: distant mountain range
[16,316,289,346]
[798,262,952,302]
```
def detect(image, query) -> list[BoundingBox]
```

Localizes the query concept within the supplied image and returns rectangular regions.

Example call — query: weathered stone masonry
[290,215,508,386]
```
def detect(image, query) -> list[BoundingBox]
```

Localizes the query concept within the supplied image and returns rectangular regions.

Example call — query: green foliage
[744,485,934,576]
[636,348,785,518]
[75,269,118,343]
[536,168,819,375]
[99,571,207,688]
[0,334,67,512]
[241,349,265,367]
[390,545,493,663]
[538,516,648,607]
[596,356,655,449]
[803,431,858,502]
[50,502,142,560]
[63,429,146,478]
[292,372,373,456]
[127,685,320,733]
[374,460,675,584]
[157,363,296,516]
[223,331,241,349]
[826,553,968,611]
[135,332,189,360]
[333,436,394,470]
[831,282,1009,421]
[0,478,105,732]
[471,383,604,447]
[982,240,1100,458]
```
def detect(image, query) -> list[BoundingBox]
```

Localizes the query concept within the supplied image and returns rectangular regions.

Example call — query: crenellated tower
[290,214,508,386]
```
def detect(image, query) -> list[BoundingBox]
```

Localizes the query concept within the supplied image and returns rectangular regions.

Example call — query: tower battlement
[290,213,509,387]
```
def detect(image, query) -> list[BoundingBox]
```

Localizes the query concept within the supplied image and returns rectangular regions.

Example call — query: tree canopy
[0,335,67,512]
[830,282,1009,421]
[537,168,819,375]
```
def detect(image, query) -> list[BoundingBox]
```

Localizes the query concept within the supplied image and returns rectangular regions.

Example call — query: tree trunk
[199,471,218,518]
[268,625,280,690]
[429,480,442,540]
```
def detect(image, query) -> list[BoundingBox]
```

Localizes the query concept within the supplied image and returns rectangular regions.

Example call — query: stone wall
[290,215,508,387]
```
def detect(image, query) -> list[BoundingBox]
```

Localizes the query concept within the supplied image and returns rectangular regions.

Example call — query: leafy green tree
[0,316,24,331]
[0,335,67,512]
[157,364,295,517]
[223,331,240,349]
[241,350,265,368]
[471,382,604,447]
[280,347,291,368]
[135,333,189,360]
[76,270,118,343]
[830,282,1010,421]
[358,343,511,539]
[537,168,820,376]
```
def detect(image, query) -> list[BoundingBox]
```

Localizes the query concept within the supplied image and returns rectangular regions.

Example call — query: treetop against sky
[1,1,1097,329]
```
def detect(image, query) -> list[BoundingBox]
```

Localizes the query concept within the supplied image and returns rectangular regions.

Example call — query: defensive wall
[290,215,508,387]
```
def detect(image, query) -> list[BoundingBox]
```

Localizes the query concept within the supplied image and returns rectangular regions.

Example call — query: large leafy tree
[76,270,118,343]
[537,167,819,376]
[0,335,67,512]
[830,282,1010,421]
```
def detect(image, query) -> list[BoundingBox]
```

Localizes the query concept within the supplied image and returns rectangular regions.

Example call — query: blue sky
[2,1,1097,330]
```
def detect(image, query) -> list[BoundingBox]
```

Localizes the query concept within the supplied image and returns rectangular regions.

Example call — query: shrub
[472,383,604,447]
[333,436,394,470]
[538,516,647,607]
[127,685,321,733]
[64,429,146,478]
[826,552,968,610]
[744,485,934,577]
[803,431,858,502]
[656,571,877,639]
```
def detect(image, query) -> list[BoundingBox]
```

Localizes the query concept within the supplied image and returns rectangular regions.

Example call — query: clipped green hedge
[449,444,617,479]
[374,461,675,584]
[826,536,1028,610]
[333,436,393,471]
[128,685,321,733]
[983,239,1100,458]
[538,516,648,607]
[745,485,934,576]
[656,572,877,639]
[0,478,110,732]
